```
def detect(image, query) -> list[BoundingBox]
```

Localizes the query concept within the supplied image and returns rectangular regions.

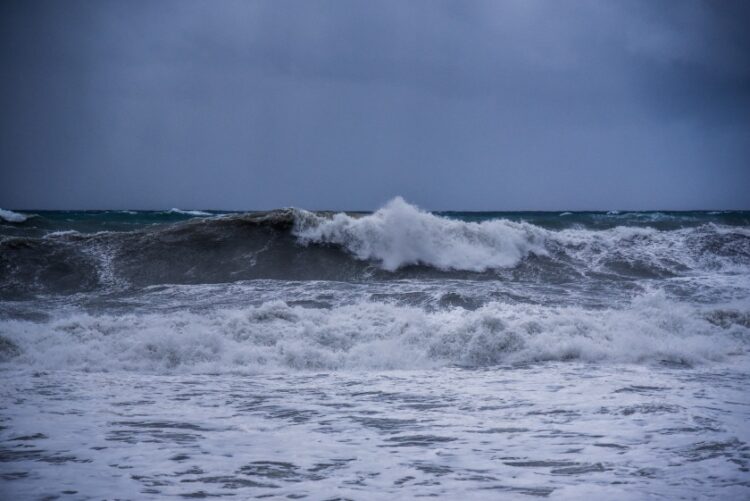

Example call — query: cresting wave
[1,199,749,298]
[0,291,747,373]
[294,197,547,271]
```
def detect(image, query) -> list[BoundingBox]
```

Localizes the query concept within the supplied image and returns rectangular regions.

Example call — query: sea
[1,197,749,500]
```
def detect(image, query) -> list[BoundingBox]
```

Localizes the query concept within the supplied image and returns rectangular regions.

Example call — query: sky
[1,0,749,211]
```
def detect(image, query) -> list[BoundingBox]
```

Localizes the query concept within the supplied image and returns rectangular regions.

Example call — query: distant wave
[167,208,212,216]
[0,208,28,223]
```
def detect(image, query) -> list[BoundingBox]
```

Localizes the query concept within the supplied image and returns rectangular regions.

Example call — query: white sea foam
[553,224,750,276]
[43,230,81,238]
[0,208,28,223]
[294,197,548,272]
[1,291,745,374]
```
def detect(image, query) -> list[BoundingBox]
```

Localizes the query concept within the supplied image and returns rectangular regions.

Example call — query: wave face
[1,199,749,373]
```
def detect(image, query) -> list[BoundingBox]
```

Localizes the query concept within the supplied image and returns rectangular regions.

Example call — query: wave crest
[294,197,547,271]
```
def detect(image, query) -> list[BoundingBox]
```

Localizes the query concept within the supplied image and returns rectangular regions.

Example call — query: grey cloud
[1,0,748,210]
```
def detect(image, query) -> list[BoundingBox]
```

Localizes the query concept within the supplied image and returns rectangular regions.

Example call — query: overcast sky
[1,0,748,210]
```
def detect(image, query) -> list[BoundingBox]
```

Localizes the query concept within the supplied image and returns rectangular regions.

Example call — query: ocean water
[1,198,749,499]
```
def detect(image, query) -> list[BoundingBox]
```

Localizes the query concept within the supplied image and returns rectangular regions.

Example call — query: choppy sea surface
[1,199,749,499]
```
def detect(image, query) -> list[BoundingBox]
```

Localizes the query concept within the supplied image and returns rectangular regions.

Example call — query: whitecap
[0,208,28,223]
[167,208,212,216]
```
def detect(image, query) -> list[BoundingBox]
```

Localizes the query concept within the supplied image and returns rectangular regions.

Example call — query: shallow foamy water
[2,364,749,500]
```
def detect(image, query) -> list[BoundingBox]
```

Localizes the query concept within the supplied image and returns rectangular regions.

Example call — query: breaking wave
[1,199,749,298]
[294,197,547,271]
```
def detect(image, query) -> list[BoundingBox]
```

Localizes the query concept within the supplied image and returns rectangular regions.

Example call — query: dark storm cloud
[1,0,748,210]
